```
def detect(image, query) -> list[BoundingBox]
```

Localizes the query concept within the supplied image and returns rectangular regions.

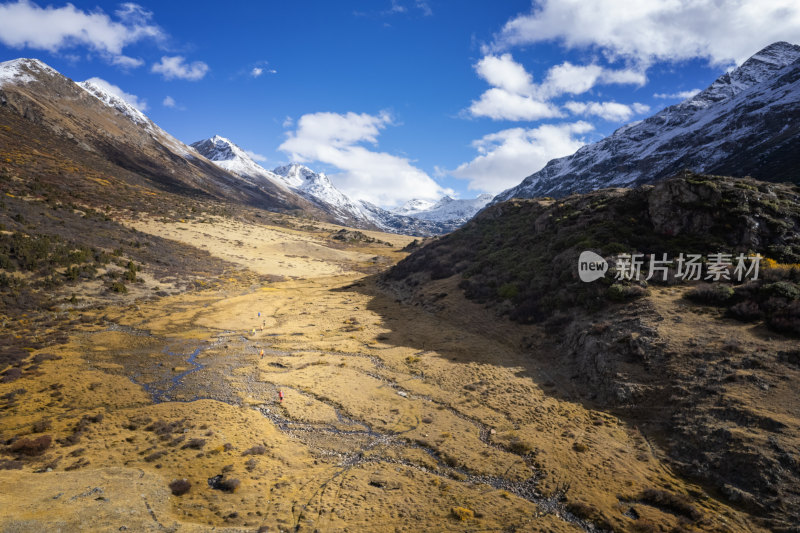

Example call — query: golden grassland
[0,214,776,532]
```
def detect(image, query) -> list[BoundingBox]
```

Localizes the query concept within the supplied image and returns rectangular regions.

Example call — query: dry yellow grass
[0,214,770,532]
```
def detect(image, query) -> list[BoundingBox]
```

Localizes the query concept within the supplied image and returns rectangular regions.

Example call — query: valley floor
[0,216,769,532]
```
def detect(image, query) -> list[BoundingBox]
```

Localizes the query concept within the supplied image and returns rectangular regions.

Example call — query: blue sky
[1,1,800,207]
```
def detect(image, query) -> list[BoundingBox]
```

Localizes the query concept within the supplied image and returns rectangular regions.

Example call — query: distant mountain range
[393,194,493,225]
[191,135,489,234]
[0,58,318,215]
[493,41,800,203]
[0,58,484,236]
[3,40,799,235]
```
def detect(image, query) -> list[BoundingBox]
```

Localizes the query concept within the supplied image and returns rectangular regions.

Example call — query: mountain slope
[494,41,800,203]
[0,58,313,213]
[384,172,800,529]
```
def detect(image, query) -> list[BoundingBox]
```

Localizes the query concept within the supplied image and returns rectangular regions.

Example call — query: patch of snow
[0,58,57,87]
[77,79,149,126]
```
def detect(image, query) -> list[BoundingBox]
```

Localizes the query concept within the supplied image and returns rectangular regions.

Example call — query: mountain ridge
[0,57,318,215]
[492,41,800,204]
[191,134,469,235]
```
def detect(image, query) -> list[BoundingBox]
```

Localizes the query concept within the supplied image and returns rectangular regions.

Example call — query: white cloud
[654,89,701,99]
[451,122,593,193]
[250,66,276,78]
[491,0,800,66]
[282,116,294,128]
[469,88,563,121]
[416,1,433,16]
[564,100,650,122]
[542,62,604,97]
[468,54,647,121]
[84,76,147,111]
[279,111,448,206]
[151,55,209,81]
[110,55,144,69]
[0,0,161,66]
[386,0,406,14]
[244,150,267,162]
[162,95,176,108]
[475,54,535,95]
[541,62,646,98]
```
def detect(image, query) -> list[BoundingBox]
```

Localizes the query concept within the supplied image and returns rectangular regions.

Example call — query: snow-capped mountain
[0,57,57,88]
[191,135,375,226]
[192,135,461,235]
[393,198,438,216]
[77,79,149,127]
[76,77,195,158]
[493,41,800,203]
[357,200,461,236]
[271,163,373,224]
[0,58,313,212]
[190,135,291,191]
[396,194,493,225]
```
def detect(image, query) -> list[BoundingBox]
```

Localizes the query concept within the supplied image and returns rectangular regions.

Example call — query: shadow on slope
[344,172,800,531]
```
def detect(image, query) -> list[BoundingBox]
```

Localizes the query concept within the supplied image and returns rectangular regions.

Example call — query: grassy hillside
[383,172,800,530]
[386,172,800,332]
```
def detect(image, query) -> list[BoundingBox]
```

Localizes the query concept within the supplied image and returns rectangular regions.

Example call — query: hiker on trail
[259,349,264,358]
[279,390,284,402]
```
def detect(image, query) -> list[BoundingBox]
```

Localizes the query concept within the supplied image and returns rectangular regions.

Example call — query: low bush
[451,507,474,521]
[608,283,647,301]
[242,444,266,456]
[685,283,734,305]
[728,300,763,321]
[182,438,206,450]
[9,434,52,456]
[208,475,240,493]
[169,478,191,496]
[638,489,700,521]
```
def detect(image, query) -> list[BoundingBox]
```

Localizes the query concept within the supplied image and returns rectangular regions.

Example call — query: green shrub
[761,281,800,301]
[685,283,734,305]
[497,283,518,300]
[109,281,127,294]
[608,283,647,301]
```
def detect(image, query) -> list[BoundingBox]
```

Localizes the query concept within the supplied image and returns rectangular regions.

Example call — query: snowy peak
[0,57,310,212]
[194,135,240,161]
[0,58,58,87]
[751,41,800,63]
[192,135,254,166]
[191,135,291,191]
[272,163,331,189]
[272,163,366,218]
[397,193,493,224]
[393,198,437,216]
[493,41,800,203]
[77,79,150,127]
[686,41,800,107]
